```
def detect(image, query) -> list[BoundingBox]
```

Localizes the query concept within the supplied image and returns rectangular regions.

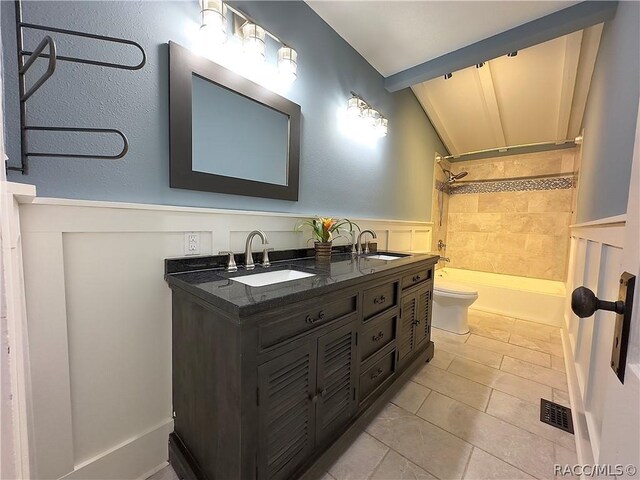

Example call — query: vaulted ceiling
[306,1,578,76]
[412,25,603,157]
[306,1,604,158]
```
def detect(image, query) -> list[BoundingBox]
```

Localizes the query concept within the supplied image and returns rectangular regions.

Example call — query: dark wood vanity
[165,250,437,480]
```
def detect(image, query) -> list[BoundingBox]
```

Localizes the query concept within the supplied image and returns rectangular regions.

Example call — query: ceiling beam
[411,84,459,157]
[475,63,507,149]
[384,1,617,92]
[568,24,604,138]
[556,30,584,142]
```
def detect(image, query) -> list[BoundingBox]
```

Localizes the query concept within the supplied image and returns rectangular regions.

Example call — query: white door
[565,102,640,475]
[597,103,640,475]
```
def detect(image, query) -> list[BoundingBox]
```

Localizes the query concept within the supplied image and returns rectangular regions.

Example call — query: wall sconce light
[241,23,266,62]
[200,0,227,44]
[197,1,299,91]
[345,92,388,139]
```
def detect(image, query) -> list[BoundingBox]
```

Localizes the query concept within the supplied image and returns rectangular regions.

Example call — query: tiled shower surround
[433,149,577,281]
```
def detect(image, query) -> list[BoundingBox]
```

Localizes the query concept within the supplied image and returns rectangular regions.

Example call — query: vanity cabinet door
[257,343,317,480]
[398,293,418,365]
[315,322,358,445]
[414,287,433,349]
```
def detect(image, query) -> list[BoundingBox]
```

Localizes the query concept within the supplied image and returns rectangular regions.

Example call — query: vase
[314,241,332,261]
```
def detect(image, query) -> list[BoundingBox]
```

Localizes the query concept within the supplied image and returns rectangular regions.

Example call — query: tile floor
[149,309,576,480]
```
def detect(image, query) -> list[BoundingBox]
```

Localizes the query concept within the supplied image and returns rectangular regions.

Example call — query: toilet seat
[434,279,478,297]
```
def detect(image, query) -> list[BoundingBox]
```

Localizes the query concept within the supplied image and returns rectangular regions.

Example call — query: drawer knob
[370,367,384,379]
[305,310,326,324]
[372,331,385,342]
[413,275,421,282]
[374,295,387,305]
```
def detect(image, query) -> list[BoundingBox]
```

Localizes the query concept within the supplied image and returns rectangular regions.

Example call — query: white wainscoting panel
[16,197,432,480]
[564,216,626,464]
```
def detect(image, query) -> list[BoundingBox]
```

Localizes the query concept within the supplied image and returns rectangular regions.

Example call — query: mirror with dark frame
[168,41,301,201]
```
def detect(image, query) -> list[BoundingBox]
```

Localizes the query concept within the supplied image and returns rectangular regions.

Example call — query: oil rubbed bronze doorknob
[571,286,625,318]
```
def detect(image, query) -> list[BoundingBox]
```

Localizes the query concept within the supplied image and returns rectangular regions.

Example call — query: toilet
[432,278,479,334]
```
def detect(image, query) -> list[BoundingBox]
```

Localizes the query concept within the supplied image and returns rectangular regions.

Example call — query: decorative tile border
[449,176,574,195]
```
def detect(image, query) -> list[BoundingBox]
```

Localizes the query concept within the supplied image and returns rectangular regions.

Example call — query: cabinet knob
[374,295,386,305]
[305,310,326,324]
[413,275,421,282]
[308,393,317,404]
[571,286,625,318]
[370,367,383,379]
[372,331,384,342]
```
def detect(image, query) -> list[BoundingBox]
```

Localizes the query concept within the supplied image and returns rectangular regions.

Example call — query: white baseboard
[560,327,594,470]
[60,420,173,480]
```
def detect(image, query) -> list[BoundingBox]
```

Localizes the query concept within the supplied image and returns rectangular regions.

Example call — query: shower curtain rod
[442,139,577,161]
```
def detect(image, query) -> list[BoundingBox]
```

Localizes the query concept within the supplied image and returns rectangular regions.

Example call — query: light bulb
[200,0,227,45]
[242,23,266,62]
[277,47,297,85]
[347,97,365,118]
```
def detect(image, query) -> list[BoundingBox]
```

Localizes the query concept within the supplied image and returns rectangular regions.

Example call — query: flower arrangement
[297,216,359,243]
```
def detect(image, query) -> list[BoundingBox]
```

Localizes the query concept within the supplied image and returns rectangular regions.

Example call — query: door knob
[571,286,625,318]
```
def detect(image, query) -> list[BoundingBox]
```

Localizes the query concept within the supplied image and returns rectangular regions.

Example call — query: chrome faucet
[357,230,377,255]
[244,230,268,270]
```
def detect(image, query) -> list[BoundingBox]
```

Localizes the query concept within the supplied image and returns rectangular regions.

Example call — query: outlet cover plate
[184,232,200,256]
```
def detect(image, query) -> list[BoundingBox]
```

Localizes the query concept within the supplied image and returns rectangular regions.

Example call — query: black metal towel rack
[7,0,147,174]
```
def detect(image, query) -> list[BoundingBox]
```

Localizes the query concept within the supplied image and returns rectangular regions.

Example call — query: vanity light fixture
[277,46,298,84]
[199,0,227,44]
[346,92,388,138]
[197,1,299,90]
[242,23,266,62]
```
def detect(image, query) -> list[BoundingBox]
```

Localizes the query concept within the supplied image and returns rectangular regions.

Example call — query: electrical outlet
[184,232,200,255]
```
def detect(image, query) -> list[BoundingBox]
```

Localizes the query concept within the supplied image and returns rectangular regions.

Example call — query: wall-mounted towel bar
[6,0,145,174]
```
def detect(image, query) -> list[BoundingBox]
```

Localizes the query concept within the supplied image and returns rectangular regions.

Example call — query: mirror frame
[168,41,301,201]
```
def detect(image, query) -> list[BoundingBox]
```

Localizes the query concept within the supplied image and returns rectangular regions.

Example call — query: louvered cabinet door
[257,343,317,480]
[414,287,432,349]
[398,293,417,365]
[315,322,358,445]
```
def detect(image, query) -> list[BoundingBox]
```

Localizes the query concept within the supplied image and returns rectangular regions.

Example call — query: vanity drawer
[259,295,358,349]
[360,311,397,363]
[401,266,433,290]
[362,281,398,320]
[359,349,396,402]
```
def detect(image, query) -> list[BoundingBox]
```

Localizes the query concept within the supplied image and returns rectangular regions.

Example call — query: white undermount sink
[364,254,405,261]
[231,269,316,287]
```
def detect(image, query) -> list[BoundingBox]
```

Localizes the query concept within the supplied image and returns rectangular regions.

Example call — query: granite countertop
[165,248,438,318]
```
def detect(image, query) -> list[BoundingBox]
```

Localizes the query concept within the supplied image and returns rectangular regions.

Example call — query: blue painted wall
[576,0,640,223]
[2,0,445,221]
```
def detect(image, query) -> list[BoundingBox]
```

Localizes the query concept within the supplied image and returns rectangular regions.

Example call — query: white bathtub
[435,268,566,326]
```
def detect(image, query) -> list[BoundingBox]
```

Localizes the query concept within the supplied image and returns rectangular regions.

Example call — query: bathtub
[435,268,566,327]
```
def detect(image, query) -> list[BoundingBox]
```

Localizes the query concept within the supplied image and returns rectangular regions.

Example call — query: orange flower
[322,218,336,232]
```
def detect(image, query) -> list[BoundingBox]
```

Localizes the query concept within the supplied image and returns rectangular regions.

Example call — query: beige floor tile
[412,364,492,411]
[469,323,511,342]
[391,381,431,414]
[509,333,564,357]
[551,355,566,372]
[554,444,581,478]
[370,450,436,480]
[448,357,552,404]
[468,309,516,329]
[433,338,504,369]
[486,390,576,452]
[501,356,568,391]
[511,320,557,342]
[432,327,470,344]
[467,334,551,367]
[366,403,473,480]
[146,466,178,480]
[553,389,571,408]
[328,432,389,480]
[417,392,559,479]
[463,448,534,480]
[429,347,456,370]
